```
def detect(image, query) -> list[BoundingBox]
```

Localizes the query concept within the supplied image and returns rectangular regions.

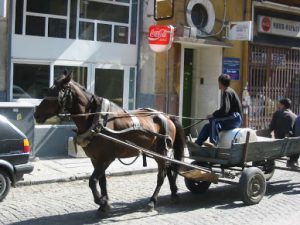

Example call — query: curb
[16,168,158,187]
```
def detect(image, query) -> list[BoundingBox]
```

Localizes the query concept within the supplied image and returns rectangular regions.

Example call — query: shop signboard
[228,21,253,41]
[148,25,175,52]
[258,15,300,39]
[223,57,240,80]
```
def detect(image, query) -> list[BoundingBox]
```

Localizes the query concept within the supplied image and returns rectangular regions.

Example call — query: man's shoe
[286,160,299,168]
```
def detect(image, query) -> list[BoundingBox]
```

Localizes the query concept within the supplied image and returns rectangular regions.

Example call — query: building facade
[1,0,300,156]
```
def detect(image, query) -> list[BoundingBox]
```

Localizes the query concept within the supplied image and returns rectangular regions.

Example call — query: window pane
[80,1,129,23]
[15,0,24,34]
[116,0,130,3]
[130,0,138,44]
[95,69,124,107]
[114,26,128,44]
[54,66,88,88]
[69,0,78,39]
[13,64,50,99]
[48,18,67,38]
[26,16,45,36]
[97,24,112,42]
[27,0,67,16]
[79,21,94,40]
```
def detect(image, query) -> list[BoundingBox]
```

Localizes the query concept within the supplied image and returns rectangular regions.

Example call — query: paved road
[1,166,300,225]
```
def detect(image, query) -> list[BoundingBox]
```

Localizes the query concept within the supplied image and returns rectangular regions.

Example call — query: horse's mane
[71,79,126,113]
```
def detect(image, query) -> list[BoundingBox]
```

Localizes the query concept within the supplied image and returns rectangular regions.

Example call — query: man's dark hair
[279,98,292,109]
[218,74,231,87]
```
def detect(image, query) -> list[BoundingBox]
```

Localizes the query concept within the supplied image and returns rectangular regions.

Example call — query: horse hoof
[98,203,111,213]
[170,194,179,204]
[144,201,155,212]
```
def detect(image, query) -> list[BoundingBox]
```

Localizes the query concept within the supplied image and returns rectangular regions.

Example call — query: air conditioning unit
[185,0,216,37]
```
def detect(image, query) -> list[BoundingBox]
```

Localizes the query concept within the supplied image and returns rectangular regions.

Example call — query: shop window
[13,64,50,99]
[48,18,67,38]
[97,24,112,42]
[26,16,45,36]
[54,66,88,88]
[114,26,128,44]
[95,69,124,107]
[79,21,94,40]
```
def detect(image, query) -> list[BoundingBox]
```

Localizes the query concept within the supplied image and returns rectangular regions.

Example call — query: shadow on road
[10,178,300,224]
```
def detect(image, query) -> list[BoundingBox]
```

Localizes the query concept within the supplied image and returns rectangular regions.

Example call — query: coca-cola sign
[148,25,174,52]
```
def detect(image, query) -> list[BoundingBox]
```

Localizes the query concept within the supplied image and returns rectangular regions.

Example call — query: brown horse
[34,71,186,212]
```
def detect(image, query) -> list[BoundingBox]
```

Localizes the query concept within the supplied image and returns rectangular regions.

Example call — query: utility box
[0,102,35,155]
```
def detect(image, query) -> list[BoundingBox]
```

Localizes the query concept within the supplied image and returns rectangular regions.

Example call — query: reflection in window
[26,16,45,36]
[80,1,129,23]
[95,69,124,107]
[97,24,112,42]
[54,66,88,88]
[79,21,94,40]
[114,26,128,44]
[13,64,50,99]
[48,18,67,38]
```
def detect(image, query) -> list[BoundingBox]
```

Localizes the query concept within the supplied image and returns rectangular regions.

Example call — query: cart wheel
[239,167,266,205]
[0,169,11,202]
[184,161,211,194]
[252,160,275,181]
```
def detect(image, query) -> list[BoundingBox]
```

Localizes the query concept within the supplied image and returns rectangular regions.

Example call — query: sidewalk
[18,156,158,186]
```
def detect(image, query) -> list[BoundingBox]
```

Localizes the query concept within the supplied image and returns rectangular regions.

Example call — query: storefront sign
[258,15,300,39]
[223,58,240,80]
[228,21,253,41]
[148,25,174,52]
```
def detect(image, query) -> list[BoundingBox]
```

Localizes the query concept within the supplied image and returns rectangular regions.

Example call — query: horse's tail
[169,116,186,171]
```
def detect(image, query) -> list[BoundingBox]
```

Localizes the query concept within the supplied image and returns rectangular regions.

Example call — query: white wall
[12,35,138,65]
[191,47,223,127]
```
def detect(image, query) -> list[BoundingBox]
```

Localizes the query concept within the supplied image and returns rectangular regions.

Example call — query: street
[1,165,300,225]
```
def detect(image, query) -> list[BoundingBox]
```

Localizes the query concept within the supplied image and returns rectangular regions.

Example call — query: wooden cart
[183,132,300,205]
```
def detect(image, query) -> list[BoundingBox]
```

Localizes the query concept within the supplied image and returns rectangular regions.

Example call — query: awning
[173,36,233,48]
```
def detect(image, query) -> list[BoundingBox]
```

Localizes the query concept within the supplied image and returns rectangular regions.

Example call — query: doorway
[182,48,194,134]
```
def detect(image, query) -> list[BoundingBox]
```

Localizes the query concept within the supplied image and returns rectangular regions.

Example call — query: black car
[0,114,34,201]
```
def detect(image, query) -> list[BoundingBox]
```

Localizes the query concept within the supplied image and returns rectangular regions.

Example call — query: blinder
[58,84,73,112]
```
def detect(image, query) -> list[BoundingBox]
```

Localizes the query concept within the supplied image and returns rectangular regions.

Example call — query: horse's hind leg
[166,166,178,199]
[148,161,167,210]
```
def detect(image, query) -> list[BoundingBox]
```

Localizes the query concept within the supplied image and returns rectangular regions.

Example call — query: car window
[0,116,25,140]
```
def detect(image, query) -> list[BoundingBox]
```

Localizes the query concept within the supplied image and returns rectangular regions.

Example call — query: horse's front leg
[98,174,111,212]
[148,160,167,210]
[89,168,101,205]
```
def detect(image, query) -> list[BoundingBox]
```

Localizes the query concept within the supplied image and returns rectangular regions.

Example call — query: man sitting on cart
[195,74,243,147]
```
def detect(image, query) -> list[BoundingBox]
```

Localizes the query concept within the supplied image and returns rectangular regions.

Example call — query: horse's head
[34,70,73,123]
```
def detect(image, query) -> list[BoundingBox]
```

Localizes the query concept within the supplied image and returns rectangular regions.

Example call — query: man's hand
[206,114,213,119]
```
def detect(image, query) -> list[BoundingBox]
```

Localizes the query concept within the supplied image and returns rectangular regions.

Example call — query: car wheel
[0,169,11,202]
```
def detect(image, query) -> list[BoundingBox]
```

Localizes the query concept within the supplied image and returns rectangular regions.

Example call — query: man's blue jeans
[195,112,242,146]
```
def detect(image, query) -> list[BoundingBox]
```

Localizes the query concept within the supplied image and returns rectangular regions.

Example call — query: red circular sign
[261,16,271,32]
[148,25,174,52]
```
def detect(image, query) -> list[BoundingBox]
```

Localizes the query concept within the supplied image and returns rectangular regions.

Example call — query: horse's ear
[64,73,72,84]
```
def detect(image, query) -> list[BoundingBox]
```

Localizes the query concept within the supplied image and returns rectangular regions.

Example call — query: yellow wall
[154,0,253,110]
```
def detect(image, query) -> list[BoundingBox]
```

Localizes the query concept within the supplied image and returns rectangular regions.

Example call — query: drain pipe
[6,0,13,102]
[135,0,144,109]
